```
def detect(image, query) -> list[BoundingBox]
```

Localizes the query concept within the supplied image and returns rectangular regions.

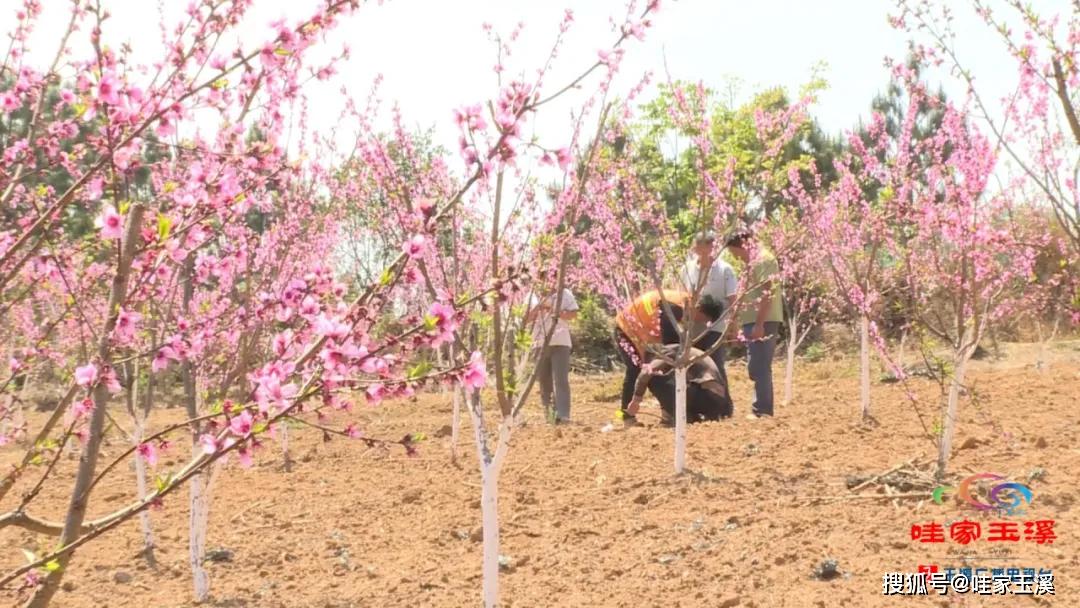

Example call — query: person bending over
[614,289,689,413]
[614,290,726,417]
[623,343,732,426]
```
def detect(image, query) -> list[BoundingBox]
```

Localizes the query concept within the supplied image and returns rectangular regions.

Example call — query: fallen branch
[228,499,272,524]
[808,492,933,505]
[847,454,927,493]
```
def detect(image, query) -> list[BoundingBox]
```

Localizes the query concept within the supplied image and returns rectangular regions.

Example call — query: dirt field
[2,341,1078,607]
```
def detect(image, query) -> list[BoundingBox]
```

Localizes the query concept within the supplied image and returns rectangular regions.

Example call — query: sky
[5,0,1065,279]
[2,0,1063,169]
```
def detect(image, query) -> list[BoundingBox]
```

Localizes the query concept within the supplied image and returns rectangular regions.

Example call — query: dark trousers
[742,321,780,416]
[537,345,572,421]
[693,330,732,418]
[647,375,727,423]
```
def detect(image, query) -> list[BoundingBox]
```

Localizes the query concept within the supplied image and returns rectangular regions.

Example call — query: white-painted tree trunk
[783,320,798,406]
[132,408,156,564]
[126,361,156,566]
[13,396,25,441]
[7,370,31,443]
[177,255,215,603]
[189,460,218,602]
[859,315,871,421]
[451,386,461,462]
[1034,317,1058,373]
[0,396,19,444]
[674,366,687,474]
[896,329,907,374]
[466,393,512,608]
[936,343,973,480]
[449,344,462,462]
[3,371,27,443]
[479,461,500,608]
[280,423,292,471]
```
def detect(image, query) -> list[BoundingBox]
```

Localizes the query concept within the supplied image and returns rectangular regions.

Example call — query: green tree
[627,78,843,240]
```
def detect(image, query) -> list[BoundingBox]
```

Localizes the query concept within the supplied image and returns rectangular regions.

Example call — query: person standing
[679,230,737,388]
[725,231,783,418]
[528,286,579,424]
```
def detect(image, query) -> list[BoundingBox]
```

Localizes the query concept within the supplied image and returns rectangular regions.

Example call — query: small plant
[803,343,827,363]
[931,418,944,438]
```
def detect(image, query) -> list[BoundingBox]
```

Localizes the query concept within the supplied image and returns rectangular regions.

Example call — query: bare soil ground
[2,341,1078,607]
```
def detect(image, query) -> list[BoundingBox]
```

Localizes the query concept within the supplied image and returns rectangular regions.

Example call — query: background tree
[894,0,1080,323]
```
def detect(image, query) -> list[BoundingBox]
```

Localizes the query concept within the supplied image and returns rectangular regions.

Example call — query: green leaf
[253,422,268,435]
[273,47,292,56]
[211,78,228,90]
[422,315,438,331]
[514,329,532,351]
[407,361,432,381]
[118,200,131,215]
[410,432,427,443]
[154,473,172,493]
[44,560,61,573]
[379,268,393,287]
[157,213,172,241]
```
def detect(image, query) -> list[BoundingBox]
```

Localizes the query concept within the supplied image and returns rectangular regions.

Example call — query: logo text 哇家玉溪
[910,519,1056,544]
[932,473,1033,516]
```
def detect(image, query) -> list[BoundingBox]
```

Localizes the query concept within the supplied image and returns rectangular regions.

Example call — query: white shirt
[680,255,737,332]
[530,289,579,348]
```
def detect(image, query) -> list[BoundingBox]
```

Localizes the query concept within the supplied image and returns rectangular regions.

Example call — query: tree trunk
[1035,316,1059,373]
[936,344,974,481]
[180,256,212,602]
[3,367,28,443]
[674,366,687,474]
[280,423,292,472]
[126,361,156,567]
[189,463,213,601]
[27,204,145,608]
[450,344,461,463]
[451,386,461,463]
[783,318,798,406]
[859,315,871,421]
[896,329,907,375]
[479,461,500,608]
[466,392,511,608]
[1,395,19,445]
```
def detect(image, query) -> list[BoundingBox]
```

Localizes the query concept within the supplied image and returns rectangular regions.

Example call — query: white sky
[4,0,1063,167]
